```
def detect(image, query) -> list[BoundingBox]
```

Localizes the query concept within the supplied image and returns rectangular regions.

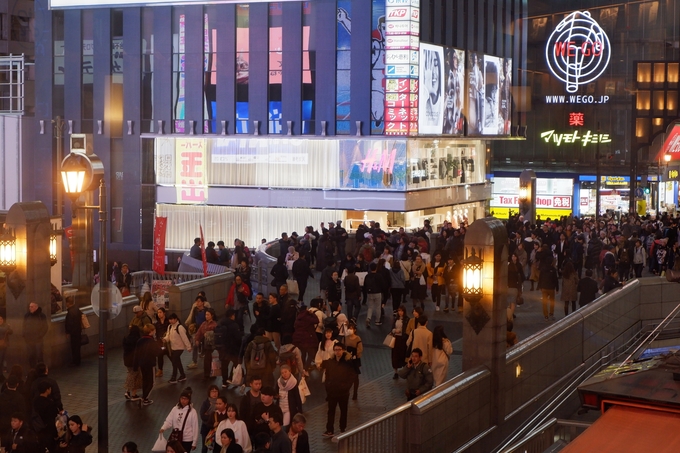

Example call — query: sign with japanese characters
[494,195,572,209]
[384,0,420,136]
[539,129,611,146]
[175,138,207,204]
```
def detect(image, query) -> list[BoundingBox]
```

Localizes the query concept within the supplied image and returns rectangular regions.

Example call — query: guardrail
[335,277,680,453]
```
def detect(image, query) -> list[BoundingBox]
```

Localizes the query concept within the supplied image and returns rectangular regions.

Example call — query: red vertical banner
[199,225,208,277]
[152,217,168,276]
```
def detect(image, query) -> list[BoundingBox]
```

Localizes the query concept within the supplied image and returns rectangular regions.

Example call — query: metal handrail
[611,300,680,375]
[335,401,412,442]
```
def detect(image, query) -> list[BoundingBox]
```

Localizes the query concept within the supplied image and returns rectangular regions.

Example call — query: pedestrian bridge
[336,277,678,453]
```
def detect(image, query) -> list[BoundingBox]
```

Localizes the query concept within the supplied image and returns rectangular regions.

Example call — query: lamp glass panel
[61,169,86,194]
[49,235,57,258]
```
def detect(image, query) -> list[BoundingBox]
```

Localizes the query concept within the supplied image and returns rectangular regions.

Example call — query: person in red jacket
[225,275,251,332]
[292,306,319,369]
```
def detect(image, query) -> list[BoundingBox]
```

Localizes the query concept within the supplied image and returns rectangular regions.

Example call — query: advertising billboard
[418,43,445,135]
[466,52,484,135]
[443,47,465,135]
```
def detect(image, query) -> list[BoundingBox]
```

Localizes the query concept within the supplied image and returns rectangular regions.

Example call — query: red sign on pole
[152,217,167,276]
[199,225,208,277]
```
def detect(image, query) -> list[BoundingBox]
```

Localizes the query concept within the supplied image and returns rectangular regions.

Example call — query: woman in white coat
[160,389,200,452]
[431,325,453,387]
[215,403,252,453]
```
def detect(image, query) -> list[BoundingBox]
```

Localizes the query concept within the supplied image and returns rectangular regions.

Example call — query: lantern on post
[0,227,17,275]
[462,247,484,303]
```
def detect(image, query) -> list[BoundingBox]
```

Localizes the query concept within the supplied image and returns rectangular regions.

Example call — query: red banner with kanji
[152,217,167,276]
[199,225,208,277]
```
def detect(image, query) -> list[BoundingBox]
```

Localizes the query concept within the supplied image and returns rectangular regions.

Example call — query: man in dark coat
[190,237,202,259]
[291,254,314,302]
[23,302,48,369]
[216,308,243,389]
[319,342,357,437]
[285,413,310,453]
[64,296,83,366]
[133,324,162,405]
[3,412,39,453]
[29,363,63,412]
[0,376,27,437]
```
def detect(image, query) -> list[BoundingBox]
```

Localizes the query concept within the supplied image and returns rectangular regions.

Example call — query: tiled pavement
[49,277,575,453]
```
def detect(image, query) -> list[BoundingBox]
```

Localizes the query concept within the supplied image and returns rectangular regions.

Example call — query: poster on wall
[175,138,208,204]
[499,57,512,135]
[443,47,465,135]
[418,43,445,134]
[466,52,484,135]
[483,55,501,135]
[338,140,407,191]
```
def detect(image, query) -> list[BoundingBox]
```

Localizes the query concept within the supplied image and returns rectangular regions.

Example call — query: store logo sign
[545,11,610,93]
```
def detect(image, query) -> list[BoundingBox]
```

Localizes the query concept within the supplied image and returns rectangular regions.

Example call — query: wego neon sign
[545,11,611,93]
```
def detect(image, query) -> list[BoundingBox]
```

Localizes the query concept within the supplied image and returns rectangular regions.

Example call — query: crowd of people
[2,211,671,452]
[504,212,678,331]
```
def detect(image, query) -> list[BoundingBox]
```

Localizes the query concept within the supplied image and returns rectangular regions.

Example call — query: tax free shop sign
[544,11,611,103]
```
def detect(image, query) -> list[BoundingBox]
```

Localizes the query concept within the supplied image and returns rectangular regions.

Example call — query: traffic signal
[644,186,651,195]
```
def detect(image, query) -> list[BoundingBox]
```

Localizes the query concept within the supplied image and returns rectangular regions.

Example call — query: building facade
[493,0,680,219]
[21,0,527,273]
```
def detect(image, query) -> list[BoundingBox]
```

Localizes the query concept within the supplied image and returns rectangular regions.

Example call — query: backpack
[324,314,339,338]
[213,323,228,349]
[204,330,215,350]
[249,341,267,370]
[619,248,629,264]
[279,349,299,377]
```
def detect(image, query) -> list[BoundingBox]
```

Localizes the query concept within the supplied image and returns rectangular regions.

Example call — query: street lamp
[462,247,484,303]
[0,227,17,275]
[49,224,60,267]
[60,151,109,453]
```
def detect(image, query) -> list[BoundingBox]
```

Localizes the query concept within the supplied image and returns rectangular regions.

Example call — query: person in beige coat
[406,315,433,365]
[560,261,579,316]
[431,325,453,387]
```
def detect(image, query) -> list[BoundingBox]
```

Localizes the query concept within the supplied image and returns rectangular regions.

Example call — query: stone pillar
[4,202,52,367]
[462,217,508,425]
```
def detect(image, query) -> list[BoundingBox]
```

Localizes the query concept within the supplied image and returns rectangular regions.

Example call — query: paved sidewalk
[48,276,576,453]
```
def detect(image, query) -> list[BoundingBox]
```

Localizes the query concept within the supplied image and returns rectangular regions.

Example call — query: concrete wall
[390,277,676,453]
[40,272,233,369]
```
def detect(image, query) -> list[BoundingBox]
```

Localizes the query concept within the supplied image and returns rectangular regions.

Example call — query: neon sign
[540,129,611,146]
[545,11,611,93]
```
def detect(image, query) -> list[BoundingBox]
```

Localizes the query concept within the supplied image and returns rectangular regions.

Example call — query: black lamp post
[60,151,109,453]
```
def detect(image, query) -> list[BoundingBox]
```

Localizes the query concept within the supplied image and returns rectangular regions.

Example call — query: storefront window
[407,139,485,189]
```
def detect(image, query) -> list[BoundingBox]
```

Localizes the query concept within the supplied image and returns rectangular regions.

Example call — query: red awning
[561,405,680,452]
[656,123,680,161]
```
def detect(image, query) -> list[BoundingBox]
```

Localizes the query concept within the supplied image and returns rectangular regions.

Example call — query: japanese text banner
[152,216,167,276]
[175,138,208,204]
